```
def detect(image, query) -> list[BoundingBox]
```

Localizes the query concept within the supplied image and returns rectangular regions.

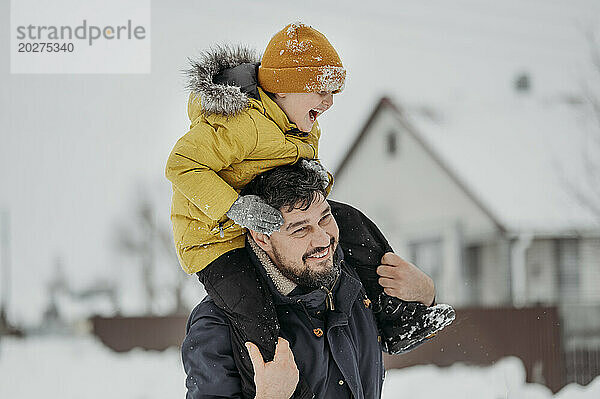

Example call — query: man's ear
[249,230,272,252]
[275,93,287,99]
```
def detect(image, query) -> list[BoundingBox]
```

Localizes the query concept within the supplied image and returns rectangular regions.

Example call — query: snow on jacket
[181,240,385,399]
[165,45,326,274]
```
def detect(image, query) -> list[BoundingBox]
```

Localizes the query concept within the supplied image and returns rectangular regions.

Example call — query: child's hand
[377,252,436,306]
[226,195,284,235]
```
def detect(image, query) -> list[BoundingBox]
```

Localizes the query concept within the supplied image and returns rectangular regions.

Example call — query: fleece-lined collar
[247,235,297,296]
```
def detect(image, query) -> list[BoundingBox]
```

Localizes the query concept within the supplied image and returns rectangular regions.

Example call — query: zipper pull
[321,286,335,311]
[327,291,335,311]
[219,223,224,238]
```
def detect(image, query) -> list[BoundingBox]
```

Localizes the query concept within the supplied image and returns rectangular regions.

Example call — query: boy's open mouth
[309,109,320,122]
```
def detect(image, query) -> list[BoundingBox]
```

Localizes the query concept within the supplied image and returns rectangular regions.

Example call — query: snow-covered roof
[335,94,600,234]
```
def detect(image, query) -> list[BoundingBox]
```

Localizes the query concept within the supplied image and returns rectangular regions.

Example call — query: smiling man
[254,188,339,293]
[181,160,447,399]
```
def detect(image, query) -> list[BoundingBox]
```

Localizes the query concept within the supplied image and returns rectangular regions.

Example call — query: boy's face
[251,194,340,289]
[275,92,334,133]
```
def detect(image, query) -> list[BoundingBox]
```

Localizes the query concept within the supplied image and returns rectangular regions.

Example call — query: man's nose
[311,226,331,248]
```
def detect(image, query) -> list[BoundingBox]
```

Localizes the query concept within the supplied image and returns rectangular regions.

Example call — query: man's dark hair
[241,159,328,212]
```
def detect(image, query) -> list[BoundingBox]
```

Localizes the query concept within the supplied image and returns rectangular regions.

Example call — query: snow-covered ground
[0,335,186,398]
[384,358,600,399]
[1,335,598,398]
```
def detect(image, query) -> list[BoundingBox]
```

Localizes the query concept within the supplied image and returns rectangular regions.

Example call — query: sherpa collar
[247,235,297,296]
[245,235,360,318]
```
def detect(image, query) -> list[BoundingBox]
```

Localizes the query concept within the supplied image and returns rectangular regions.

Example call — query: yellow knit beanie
[258,22,346,94]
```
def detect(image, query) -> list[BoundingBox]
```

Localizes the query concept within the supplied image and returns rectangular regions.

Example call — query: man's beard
[271,236,340,291]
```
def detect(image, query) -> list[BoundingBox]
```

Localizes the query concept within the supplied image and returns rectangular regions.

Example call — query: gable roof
[334,97,599,234]
[334,97,507,234]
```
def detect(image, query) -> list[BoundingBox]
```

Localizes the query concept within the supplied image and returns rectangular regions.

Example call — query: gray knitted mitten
[226,195,284,235]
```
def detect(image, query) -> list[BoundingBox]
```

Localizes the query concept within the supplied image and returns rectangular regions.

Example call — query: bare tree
[114,183,187,315]
[561,28,600,223]
[157,223,189,315]
[0,210,21,336]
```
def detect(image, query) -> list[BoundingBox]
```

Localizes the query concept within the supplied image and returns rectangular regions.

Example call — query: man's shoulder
[182,296,244,398]
[186,295,231,333]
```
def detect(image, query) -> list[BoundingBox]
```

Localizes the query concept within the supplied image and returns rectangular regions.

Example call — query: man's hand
[377,252,435,306]
[246,337,299,399]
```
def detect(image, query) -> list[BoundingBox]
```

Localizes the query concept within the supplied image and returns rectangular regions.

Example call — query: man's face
[275,92,334,133]
[257,194,340,289]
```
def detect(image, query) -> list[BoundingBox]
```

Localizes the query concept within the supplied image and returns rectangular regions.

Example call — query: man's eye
[292,227,307,235]
[320,214,332,223]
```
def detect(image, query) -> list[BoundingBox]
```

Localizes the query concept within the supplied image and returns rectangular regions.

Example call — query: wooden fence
[92,306,600,393]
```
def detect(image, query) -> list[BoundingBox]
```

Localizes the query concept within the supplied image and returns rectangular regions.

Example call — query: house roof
[334,96,600,234]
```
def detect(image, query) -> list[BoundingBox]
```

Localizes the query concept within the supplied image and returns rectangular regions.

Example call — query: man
[181,161,452,398]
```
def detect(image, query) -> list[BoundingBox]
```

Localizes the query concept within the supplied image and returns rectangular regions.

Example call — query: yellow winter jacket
[165,47,324,274]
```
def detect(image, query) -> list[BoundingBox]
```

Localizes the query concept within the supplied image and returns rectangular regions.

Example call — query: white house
[330,96,600,329]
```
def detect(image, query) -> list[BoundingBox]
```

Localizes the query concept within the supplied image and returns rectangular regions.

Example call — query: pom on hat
[258,22,346,94]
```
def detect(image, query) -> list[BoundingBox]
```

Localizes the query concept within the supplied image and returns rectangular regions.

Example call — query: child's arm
[165,114,258,221]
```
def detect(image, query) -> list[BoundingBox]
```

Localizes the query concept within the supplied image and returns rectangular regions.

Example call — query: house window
[387,131,398,156]
[409,238,442,297]
[463,245,482,305]
[556,238,579,302]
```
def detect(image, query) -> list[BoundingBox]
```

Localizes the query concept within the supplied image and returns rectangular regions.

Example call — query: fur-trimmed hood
[184,45,261,117]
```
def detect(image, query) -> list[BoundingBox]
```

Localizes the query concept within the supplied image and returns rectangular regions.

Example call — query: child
[166,21,454,393]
